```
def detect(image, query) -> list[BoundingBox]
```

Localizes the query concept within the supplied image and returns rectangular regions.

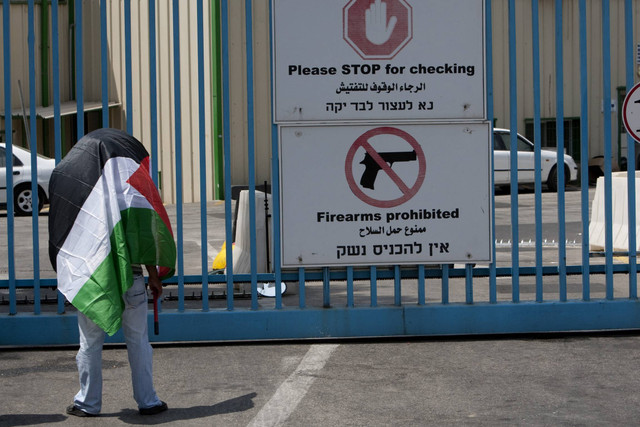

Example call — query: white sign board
[623,81,640,142]
[272,0,486,123]
[279,122,492,267]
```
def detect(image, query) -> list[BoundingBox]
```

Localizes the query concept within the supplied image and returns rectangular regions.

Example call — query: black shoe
[139,401,168,415]
[66,404,98,417]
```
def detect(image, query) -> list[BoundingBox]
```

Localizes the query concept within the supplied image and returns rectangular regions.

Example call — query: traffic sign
[343,0,413,60]
[622,82,640,142]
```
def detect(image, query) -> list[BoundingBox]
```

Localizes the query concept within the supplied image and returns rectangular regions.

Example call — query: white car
[493,128,578,191]
[0,143,56,215]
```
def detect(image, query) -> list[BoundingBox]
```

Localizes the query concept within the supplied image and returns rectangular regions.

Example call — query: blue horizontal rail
[3,299,640,346]
[2,262,638,291]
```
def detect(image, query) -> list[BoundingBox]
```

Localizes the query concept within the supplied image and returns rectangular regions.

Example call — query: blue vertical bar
[417,264,425,305]
[52,0,61,165]
[148,0,161,313]
[3,0,16,315]
[394,265,401,306]
[441,264,449,304]
[197,0,209,311]
[624,0,637,299]
[485,0,497,304]
[271,124,282,309]
[245,0,258,309]
[602,0,614,299]
[28,0,41,314]
[579,0,590,301]
[75,0,84,138]
[52,0,65,314]
[323,267,330,307]
[347,266,354,308]
[532,0,543,303]
[370,266,377,307]
[149,0,159,186]
[124,0,133,135]
[269,0,282,309]
[508,0,519,303]
[172,0,185,311]
[221,0,234,310]
[465,264,473,302]
[555,0,567,301]
[100,0,108,127]
[298,267,306,308]
[465,264,473,304]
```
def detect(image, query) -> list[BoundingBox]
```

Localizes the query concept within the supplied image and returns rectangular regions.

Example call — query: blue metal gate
[2,0,640,346]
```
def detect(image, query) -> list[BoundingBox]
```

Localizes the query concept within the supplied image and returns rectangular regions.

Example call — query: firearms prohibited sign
[279,123,492,267]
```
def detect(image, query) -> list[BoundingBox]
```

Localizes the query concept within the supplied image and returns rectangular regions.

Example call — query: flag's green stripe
[122,207,176,275]
[71,221,131,335]
[71,208,176,335]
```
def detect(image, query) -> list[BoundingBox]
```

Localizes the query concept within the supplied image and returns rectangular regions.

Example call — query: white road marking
[247,344,339,427]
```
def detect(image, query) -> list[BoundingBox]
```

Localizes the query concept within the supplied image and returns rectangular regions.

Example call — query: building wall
[94,0,217,203]
[227,0,273,189]
[3,0,640,204]
[1,1,216,204]
[490,0,640,163]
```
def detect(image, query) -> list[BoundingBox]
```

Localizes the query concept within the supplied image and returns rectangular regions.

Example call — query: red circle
[623,82,640,143]
[345,127,426,208]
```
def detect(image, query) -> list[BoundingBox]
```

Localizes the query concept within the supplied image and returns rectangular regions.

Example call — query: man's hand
[145,265,163,297]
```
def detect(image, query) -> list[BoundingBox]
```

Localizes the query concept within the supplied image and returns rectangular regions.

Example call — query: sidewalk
[2,332,640,426]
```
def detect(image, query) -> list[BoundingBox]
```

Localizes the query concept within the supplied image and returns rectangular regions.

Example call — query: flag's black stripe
[48,128,149,271]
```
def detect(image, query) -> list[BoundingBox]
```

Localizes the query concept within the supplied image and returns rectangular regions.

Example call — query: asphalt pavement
[2,332,640,426]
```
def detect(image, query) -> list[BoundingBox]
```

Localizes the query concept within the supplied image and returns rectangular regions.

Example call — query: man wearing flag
[48,128,177,417]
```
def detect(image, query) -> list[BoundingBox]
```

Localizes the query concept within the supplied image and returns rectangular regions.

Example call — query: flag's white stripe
[56,157,153,301]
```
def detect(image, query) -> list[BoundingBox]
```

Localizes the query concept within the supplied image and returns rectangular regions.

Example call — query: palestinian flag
[48,128,176,335]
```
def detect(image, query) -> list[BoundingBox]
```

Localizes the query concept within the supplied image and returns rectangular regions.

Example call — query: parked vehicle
[0,143,56,215]
[493,128,578,191]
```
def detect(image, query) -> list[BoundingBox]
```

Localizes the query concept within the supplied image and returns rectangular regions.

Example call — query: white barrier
[232,190,271,276]
[589,171,640,252]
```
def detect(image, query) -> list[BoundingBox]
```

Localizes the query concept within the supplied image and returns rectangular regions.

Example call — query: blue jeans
[73,273,162,414]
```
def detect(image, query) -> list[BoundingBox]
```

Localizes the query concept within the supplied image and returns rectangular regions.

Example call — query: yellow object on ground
[212,242,233,270]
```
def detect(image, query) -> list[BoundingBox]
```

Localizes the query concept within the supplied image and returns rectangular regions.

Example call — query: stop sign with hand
[344,0,413,60]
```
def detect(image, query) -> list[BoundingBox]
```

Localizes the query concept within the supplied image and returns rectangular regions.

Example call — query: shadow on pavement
[114,392,258,425]
[0,392,257,426]
[0,414,67,426]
